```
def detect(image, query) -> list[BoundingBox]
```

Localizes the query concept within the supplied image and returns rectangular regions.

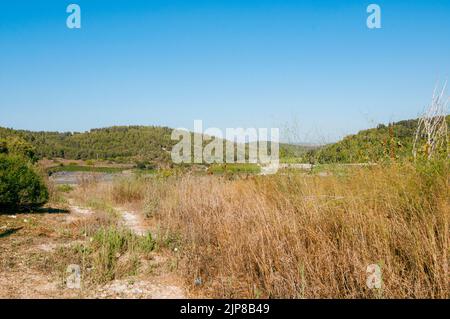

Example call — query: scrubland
[71,161,449,298]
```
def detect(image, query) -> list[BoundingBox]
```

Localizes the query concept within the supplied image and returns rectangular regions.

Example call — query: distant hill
[3,116,445,165]
[0,125,312,165]
[0,126,174,164]
[311,116,450,163]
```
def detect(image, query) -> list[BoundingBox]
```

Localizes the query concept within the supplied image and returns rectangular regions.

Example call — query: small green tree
[0,154,48,210]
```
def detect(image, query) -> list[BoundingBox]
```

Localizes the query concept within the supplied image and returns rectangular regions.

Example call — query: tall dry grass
[155,162,449,298]
[68,175,149,211]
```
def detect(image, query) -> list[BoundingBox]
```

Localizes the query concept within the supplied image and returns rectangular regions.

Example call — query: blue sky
[0,0,449,142]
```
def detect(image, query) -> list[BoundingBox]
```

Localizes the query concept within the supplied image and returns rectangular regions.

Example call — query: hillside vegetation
[0,126,310,165]
[311,116,450,163]
[1,116,447,166]
[0,126,174,164]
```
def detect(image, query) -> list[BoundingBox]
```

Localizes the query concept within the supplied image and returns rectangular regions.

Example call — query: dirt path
[0,204,187,299]
[120,209,150,236]
[109,206,186,299]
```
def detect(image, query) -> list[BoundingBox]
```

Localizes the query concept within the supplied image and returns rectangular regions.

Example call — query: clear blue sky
[1,0,449,142]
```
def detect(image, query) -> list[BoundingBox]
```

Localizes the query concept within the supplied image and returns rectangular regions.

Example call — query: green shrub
[0,154,48,209]
[135,161,147,170]
[85,160,94,166]
[207,163,261,174]
[0,137,37,163]
[88,227,155,282]
[57,184,74,193]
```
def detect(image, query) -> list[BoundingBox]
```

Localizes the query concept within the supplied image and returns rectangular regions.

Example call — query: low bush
[0,154,49,210]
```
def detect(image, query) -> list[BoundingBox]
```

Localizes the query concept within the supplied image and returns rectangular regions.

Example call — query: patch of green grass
[208,163,261,174]
[47,165,124,174]
[57,226,156,285]
[281,157,307,164]
[91,227,156,281]
[56,184,74,193]
[85,198,118,217]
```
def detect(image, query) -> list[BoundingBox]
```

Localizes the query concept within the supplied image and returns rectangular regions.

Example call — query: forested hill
[3,116,446,165]
[0,126,174,163]
[0,125,309,164]
[313,116,450,163]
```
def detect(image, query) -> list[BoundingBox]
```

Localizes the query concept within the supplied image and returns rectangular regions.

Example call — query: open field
[1,118,449,299]
[1,0,449,305]
[153,161,449,298]
[3,160,446,298]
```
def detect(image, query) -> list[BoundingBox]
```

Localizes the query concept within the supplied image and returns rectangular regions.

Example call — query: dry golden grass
[63,162,449,298]
[69,177,144,212]
[154,162,449,298]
